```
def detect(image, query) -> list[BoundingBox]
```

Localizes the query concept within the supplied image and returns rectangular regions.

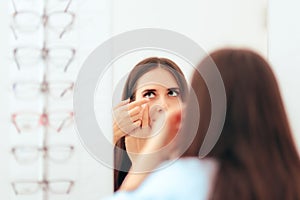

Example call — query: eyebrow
[168,87,180,91]
[142,89,156,94]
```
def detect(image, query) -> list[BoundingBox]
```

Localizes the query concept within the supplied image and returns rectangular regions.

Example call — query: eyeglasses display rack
[10,0,76,199]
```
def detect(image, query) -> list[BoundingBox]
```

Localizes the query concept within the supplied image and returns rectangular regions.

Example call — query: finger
[159,109,182,146]
[132,120,142,129]
[141,104,149,128]
[128,98,149,110]
[115,99,130,108]
[128,106,142,118]
[130,112,142,122]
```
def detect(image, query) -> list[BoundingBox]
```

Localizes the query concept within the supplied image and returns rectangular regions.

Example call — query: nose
[156,96,168,111]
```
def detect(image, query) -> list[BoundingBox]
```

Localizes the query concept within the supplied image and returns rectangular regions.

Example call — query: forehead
[136,68,180,89]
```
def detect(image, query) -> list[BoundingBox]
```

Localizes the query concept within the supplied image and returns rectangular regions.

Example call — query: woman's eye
[168,90,179,97]
[143,92,155,99]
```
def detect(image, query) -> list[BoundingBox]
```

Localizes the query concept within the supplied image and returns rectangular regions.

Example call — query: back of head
[183,48,300,199]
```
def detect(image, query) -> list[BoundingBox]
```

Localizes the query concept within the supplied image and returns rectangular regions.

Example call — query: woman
[109,49,300,199]
[113,57,188,191]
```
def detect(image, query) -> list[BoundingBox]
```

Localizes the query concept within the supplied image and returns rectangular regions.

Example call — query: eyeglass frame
[11,0,75,39]
[11,110,74,133]
[11,179,74,195]
[11,145,75,163]
[13,43,76,72]
[12,79,74,100]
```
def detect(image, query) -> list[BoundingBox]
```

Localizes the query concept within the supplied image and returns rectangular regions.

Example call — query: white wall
[112,0,268,55]
[269,0,300,152]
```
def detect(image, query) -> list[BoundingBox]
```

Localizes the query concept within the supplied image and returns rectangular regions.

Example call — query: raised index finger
[128,98,150,110]
[141,104,149,128]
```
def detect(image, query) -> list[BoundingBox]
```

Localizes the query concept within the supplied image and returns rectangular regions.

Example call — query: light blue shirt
[103,158,217,200]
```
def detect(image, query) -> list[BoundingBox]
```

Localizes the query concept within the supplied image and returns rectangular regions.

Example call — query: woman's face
[125,67,183,162]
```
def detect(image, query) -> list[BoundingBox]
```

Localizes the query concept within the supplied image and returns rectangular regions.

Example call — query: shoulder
[153,157,216,179]
[153,157,217,190]
[107,158,218,200]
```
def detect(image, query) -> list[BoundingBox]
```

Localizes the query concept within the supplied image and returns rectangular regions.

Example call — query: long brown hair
[114,57,188,191]
[183,49,300,199]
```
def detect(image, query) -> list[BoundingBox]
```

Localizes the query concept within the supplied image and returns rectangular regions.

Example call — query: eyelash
[168,90,179,97]
[142,90,180,98]
[143,91,155,98]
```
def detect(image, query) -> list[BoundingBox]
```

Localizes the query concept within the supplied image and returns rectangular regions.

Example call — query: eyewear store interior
[0,0,299,199]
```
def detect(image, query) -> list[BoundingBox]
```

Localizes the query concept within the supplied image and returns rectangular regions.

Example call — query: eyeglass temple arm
[59,12,75,39]
[64,0,72,12]
[59,0,74,38]
[11,0,17,12]
[60,83,74,97]
[13,49,21,70]
[10,25,18,40]
[63,49,75,72]
[66,181,74,194]
[12,114,21,133]
[59,29,68,39]
[56,113,73,132]
[11,182,20,195]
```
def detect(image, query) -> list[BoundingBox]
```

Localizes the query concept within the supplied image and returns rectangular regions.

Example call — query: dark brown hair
[114,57,188,191]
[183,49,300,199]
